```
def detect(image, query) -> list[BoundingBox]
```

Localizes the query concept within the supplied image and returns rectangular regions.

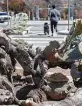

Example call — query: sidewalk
[10,20,70,50]
[25,20,72,36]
[27,20,73,26]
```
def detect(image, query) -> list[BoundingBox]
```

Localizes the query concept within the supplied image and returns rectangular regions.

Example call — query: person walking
[49,5,60,36]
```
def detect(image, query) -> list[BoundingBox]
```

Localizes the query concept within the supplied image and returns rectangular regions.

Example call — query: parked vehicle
[0,12,11,23]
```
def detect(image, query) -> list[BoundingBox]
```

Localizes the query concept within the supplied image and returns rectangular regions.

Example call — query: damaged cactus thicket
[0,22,82,106]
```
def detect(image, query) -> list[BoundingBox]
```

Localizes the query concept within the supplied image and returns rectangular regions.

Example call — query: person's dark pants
[50,20,57,34]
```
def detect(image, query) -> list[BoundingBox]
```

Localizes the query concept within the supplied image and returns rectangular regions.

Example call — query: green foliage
[64,8,68,15]
[73,20,82,37]
[62,20,82,52]
[11,13,28,34]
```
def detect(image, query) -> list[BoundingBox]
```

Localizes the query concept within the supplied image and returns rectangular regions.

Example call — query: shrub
[73,20,82,37]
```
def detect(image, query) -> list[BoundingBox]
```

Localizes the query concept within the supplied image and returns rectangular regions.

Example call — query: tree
[73,20,82,37]
[2,0,26,13]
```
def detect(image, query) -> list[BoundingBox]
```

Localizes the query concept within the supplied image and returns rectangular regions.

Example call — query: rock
[42,67,76,100]
[43,40,60,60]
[38,88,82,106]
[42,40,60,67]
[0,32,10,52]
[42,83,69,100]
[0,75,20,104]
[0,89,14,105]
[44,67,71,83]
[28,45,36,58]
[71,88,82,106]
[8,39,36,76]
[14,62,24,76]
[27,89,47,103]
[25,99,37,106]
[21,75,34,85]
[38,101,75,106]
[0,47,14,82]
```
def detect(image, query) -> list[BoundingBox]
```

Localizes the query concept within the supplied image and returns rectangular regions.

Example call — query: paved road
[27,20,73,25]
[0,20,72,50]
[27,20,72,35]
[26,24,70,36]
[10,20,72,50]
[11,35,66,50]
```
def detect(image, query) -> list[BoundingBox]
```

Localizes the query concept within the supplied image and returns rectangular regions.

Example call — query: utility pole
[32,7,34,20]
[73,0,76,23]
[68,0,70,31]
[7,0,8,13]
[6,0,10,27]
[48,5,50,20]
[35,6,40,20]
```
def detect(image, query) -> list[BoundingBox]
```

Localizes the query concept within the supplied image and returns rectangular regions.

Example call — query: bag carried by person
[51,13,56,18]
[50,12,56,21]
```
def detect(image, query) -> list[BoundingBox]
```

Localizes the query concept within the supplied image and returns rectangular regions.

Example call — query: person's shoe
[56,29,57,32]
[51,33,53,36]
[47,35,50,37]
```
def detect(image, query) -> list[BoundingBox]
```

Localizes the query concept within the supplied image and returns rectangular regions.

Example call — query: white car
[0,12,11,23]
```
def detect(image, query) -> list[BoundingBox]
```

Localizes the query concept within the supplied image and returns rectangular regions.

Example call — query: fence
[29,5,75,21]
